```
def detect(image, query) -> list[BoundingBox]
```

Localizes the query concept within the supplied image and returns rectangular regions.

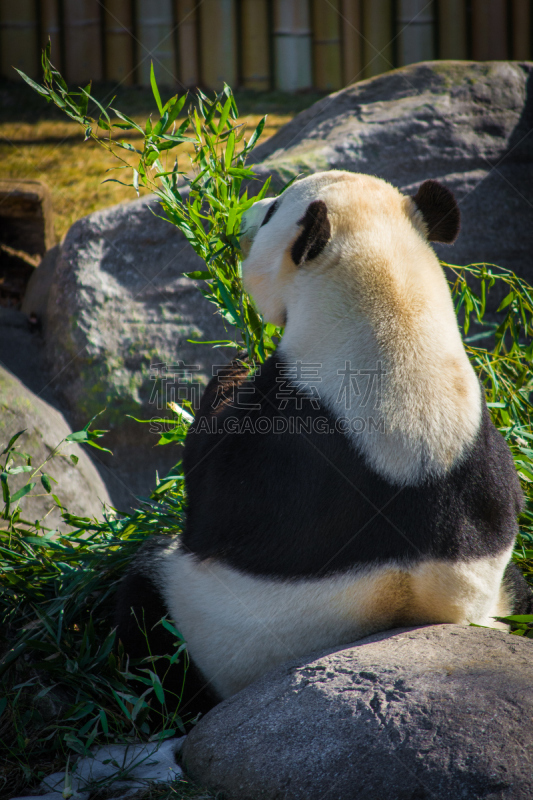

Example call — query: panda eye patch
[260,200,279,227]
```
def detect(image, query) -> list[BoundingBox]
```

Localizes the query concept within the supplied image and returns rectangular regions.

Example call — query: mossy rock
[0,365,110,530]
[42,194,231,508]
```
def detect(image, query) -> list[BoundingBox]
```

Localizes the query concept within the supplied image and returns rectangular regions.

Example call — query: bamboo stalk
[312,0,342,91]
[199,0,237,90]
[438,0,468,59]
[63,0,103,83]
[273,0,312,90]
[135,0,175,86]
[104,0,134,84]
[340,0,363,85]
[397,0,436,66]
[471,0,508,60]
[511,0,531,59]
[175,0,200,88]
[0,0,39,80]
[241,0,270,90]
[362,0,394,78]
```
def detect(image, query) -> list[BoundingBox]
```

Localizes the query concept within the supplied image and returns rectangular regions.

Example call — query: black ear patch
[291,200,331,265]
[412,180,460,244]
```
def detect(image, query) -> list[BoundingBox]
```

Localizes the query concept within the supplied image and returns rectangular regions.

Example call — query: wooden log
[0,180,55,308]
[471,0,508,60]
[104,0,134,84]
[241,0,270,90]
[135,0,176,86]
[438,0,468,59]
[312,0,342,91]
[362,0,394,78]
[273,0,312,91]
[396,0,436,66]
[340,0,363,85]
[0,0,39,80]
[510,0,531,59]
[175,0,200,88]
[0,180,54,256]
[199,0,237,90]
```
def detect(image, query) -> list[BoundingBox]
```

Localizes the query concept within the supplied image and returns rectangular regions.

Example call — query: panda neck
[278,298,482,488]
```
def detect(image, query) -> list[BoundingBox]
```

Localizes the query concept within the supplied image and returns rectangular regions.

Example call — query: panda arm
[183,354,253,476]
[195,355,252,421]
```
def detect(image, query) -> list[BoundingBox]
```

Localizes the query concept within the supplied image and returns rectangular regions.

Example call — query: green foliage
[0,417,191,796]
[495,614,533,638]
[446,262,533,552]
[17,44,281,363]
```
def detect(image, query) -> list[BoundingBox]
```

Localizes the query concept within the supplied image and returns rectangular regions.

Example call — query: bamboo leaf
[150,62,164,116]
[224,131,235,171]
[11,483,36,503]
[2,430,26,455]
[14,70,50,96]
[497,291,515,312]
[217,97,232,133]
[246,115,266,150]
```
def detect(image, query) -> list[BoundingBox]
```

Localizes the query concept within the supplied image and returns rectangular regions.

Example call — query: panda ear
[412,180,460,244]
[291,200,331,265]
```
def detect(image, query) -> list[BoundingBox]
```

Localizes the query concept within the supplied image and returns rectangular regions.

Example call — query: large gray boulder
[252,60,533,284]
[183,625,533,800]
[41,195,230,508]
[0,361,110,531]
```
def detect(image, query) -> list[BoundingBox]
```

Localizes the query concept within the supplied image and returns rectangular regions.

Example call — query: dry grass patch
[0,79,324,240]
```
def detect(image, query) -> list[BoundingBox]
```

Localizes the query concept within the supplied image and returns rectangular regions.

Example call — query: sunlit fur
[241,171,481,487]
[151,540,513,699]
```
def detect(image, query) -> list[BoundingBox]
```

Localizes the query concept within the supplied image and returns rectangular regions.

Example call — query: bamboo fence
[0,0,531,90]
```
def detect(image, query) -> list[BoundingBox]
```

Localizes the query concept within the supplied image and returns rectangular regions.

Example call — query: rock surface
[21,244,60,324]
[0,307,56,407]
[252,61,533,285]
[0,361,110,530]
[183,624,533,800]
[42,194,231,507]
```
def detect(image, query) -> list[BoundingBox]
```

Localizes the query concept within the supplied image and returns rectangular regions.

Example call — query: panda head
[240,170,460,330]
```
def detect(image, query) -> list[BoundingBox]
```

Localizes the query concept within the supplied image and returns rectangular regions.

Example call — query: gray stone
[183,624,533,800]
[21,244,60,324]
[0,362,110,530]
[0,307,56,407]
[43,194,231,508]
[251,61,533,287]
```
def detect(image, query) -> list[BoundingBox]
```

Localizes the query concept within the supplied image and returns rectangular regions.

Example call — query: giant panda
[115,170,533,720]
